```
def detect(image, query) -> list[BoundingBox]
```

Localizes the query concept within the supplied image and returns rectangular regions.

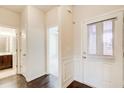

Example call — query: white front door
[82,11,124,88]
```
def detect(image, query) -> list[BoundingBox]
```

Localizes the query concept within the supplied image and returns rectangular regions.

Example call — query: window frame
[87,19,115,58]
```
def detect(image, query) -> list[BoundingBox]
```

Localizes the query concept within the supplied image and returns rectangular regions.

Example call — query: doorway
[0,26,17,79]
[47,26,59,77]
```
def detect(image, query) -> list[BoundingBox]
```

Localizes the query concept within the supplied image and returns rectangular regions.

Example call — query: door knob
[23,54,26,56]
[82,56,87,59]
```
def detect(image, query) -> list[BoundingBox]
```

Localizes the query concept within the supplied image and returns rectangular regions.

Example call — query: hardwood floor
[0,74,27,88]
[0,74,91,88]
[28,74,58,88]
[0,74,58,88]
[67,81,92,88]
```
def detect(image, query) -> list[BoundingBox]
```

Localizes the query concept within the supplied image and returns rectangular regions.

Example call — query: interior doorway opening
[47,26,59,86]
[0,26,17,79]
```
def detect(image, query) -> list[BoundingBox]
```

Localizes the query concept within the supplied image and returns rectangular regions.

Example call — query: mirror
[0,26,16,53]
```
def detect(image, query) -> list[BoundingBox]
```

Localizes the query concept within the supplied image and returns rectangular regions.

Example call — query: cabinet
[0,55,12,70]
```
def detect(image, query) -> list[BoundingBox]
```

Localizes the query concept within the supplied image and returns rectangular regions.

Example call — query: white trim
[84,10,124,24]
[25,73,45,82]
[63,79,73,88]
[81,81,96,88]
[58,6,62,87]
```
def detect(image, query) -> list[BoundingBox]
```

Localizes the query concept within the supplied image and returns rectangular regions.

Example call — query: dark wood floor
[28,74,58,88]
[0,74,58,88]
[0,74,91,88]
[67,80,92,88]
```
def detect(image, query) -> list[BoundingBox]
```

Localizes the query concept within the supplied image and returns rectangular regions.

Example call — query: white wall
[0,7,20,79]
[46,7,59,77]
[73,5,124,87]
[21,6,46,82]
[46,6,74,87]
[59,6,74,87]
[0,8,20,27]
[46,7,58,28]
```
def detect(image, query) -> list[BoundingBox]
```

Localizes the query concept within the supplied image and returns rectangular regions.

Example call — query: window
[88,19,114,56]
[88,24,96,55]
[103,20,113,56]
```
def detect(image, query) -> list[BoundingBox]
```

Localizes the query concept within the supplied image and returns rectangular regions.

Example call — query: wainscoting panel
[103,63,113,87]
[61,56,74,87]
[73,56,83,82]
[73,55,123,88]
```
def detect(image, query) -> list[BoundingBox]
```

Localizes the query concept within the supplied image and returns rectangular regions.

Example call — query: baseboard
[63,79,73,88]
[25,73,46,82]
[73,79,95,88]
[81,81,95,88]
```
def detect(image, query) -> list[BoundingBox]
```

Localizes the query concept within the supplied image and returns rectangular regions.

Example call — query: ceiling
[36,5,58,12]
[0,5,25,13]
[0,5,58,13]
